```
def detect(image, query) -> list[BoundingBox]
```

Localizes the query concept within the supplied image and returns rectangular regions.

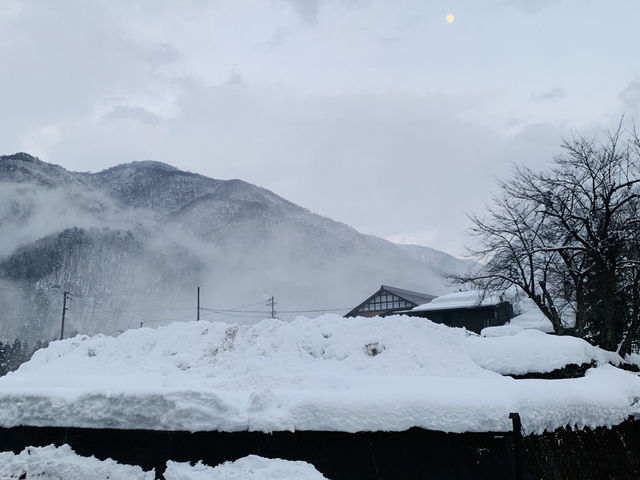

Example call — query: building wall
[410,303,513,334]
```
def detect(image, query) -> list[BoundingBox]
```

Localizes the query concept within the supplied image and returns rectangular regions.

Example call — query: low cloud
[620,80,640,115]
[103,105,163,125]
[531,88,566,102]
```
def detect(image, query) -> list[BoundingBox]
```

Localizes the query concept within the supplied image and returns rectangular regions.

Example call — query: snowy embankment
[0,444,153,479]
[0,315,638,435]
[0,445,327,480]
[165,455,329,480]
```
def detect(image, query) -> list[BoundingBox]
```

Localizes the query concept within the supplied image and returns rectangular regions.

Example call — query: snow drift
[0,315,638,435]
[0,444,153,479]
[165,455,329,480]
[0,445,328,480]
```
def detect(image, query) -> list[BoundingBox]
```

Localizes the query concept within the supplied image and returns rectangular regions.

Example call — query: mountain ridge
[0,152,473,343]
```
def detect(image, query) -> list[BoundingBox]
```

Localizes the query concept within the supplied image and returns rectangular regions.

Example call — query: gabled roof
[345,285,437,317]
[381,285,437,306]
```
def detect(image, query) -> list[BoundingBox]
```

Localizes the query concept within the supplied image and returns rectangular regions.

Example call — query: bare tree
[454,123,640,353]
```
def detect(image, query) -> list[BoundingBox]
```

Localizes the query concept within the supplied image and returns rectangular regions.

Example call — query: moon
[446,14,454,23]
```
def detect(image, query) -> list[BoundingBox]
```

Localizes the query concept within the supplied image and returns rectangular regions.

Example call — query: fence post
[509,412,523,480]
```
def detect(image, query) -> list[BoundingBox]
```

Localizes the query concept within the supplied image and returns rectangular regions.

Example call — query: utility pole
[60,290,69,340]
[197,286,200,321]
[270,296,276,319]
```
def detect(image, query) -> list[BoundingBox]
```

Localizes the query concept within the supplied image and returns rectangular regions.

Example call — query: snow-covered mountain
[0,153,473,342]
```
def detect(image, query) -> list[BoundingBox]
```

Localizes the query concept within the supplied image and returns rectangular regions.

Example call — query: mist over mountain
[0,153,473,343]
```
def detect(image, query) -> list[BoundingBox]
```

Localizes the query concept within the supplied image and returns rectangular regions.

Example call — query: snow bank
[481,324,524,337]
[164,455,328,480]
[627,353,640,368]
[0,445,329,480]
[509,308,555,332]
[0,315,638,435]
[469,329,620,375]
[0,444,153,479]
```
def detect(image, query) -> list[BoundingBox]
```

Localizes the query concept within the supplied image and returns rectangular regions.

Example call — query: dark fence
[0,416,638,479]
[0,425,517,479]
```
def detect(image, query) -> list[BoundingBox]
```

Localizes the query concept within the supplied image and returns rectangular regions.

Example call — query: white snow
[0,315,638,435]
[412,290,504,312]
[469,329,620,375]
[509,300,555,333]
[481,324,524,337]
[164,455,328,480]
[0,444,153,479]
[627,352,640,367]
[0,445,329,480]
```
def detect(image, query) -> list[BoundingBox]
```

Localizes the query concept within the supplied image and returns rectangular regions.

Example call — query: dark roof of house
[381,285,437,306]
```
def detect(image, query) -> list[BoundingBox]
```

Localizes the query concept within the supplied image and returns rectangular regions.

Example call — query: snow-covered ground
[469,328,620,375]
[0,315,638,435]
[165,455,328,480]
[0,444,153,479]
[0,445,327,479]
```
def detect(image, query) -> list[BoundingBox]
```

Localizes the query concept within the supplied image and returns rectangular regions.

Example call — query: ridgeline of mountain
[0,153,473,342]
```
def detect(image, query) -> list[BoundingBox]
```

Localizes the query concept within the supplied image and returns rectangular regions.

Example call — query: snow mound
[0,444,153,479]
[164,455,329,480]
[0,445,329,480]
[509,310,555,333]
[481,324,524,337]
[468,329,620,375]
[0,315,639,435]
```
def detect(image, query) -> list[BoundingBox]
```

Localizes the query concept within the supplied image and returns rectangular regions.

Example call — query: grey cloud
[620,81,640,114]
[506,0,559,13]
[41,78,558,256]
[284,0,320,25]
[264,27,287,47]
[282,0,370,25]
[103,105,163,125]
[145,42,182,66]
[223,71,245,86]
[531,88,566,102]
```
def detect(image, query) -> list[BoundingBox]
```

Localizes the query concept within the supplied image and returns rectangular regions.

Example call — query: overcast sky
[1,0,639,257]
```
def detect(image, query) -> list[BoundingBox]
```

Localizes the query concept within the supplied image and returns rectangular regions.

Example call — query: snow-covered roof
[412,290,504,312]
[380,285,436,306]
[0,315,636,436]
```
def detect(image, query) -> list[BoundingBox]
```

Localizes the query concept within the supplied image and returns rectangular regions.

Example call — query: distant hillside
[0,153,473,342]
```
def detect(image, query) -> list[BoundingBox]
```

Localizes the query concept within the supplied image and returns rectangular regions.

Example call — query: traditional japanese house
[344,285,437,318]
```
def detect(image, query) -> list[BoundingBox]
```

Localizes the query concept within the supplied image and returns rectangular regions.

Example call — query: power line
[200,309,267,318]
[276,307,351,313]
[200,309,265,315]
[200,306,351,314]
[227,299,273,310]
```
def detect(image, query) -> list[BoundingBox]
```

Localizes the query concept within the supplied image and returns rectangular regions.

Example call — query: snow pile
[0,445,329,480]
[0,444,153,479]
[164,455,328,480]
[412,290,503,312]
[481,324,524,337]
[627,353,640,368]
[509,299,555,333]
[468,329,621,375]
[0,315,638,434]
